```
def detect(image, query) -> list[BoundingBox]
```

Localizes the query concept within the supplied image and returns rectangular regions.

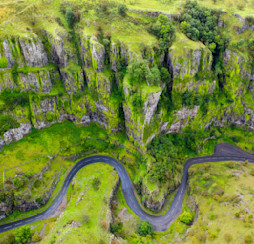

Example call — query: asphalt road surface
[0,143,253,233]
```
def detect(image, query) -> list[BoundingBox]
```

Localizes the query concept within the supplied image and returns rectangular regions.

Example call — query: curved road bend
[0,143,253,233]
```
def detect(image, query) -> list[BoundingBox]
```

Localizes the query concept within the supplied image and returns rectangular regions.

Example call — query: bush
[110,220,123,235]
[224,233,233,242]
[137,221,154,237]
[92,177,101,191]
[83,214,90,223]
[14,227,32,244]
[0,233,15,244]
[151,14,176,50]
[179,211,193,224]
[66,8,75,28]
[0,57,8,68]
[244,235,252,244]
[32,233,41,242]
[0,114,20,135]
[13,177,24,189]
[118,4,127,16]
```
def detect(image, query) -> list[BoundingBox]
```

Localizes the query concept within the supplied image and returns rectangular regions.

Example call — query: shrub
[100,221,109,230]
[83,214,90,223]
[235,212,240,218]
[118,4,127,16]
[66,8,75,28]
[0,232,15,244]
[13,177,24,189]
[92,177,101,191]
[0,57,8,68]
[32,233,41,242]
[224,233,233,242]
[14,227,32,244]
[137,221,154,236]
[0,114,20,135]
[179,211,193,224]
[110,221,123,235]
[244,235,252,244]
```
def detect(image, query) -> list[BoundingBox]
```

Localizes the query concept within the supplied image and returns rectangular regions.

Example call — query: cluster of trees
[179,211,193,224]
[0,89,30,110]
[127,59,171,94]
[0,114,20,135]
[179,1,228,52]
[147,136,179,183]
[137,220,154,237]
[150,14,176,50]
[127,60,162,87]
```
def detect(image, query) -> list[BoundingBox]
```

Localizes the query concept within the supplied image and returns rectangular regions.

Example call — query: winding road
[0,143,254,233]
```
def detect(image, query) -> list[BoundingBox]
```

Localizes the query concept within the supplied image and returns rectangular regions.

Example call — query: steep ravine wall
[0,31,254,214]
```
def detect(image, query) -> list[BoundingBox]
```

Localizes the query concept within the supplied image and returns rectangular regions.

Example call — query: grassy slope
[187,161,254,244]
[0,163,118,244]
[0,121,140,223]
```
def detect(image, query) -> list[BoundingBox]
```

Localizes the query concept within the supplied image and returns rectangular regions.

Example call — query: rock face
[19,38,48,67]
[3,123,32,145]
[168,43,212,82]
[166,106,199,134]
[223,49,254,81]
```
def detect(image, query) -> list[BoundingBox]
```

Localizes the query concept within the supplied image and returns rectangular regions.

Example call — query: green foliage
[13,177,24,189]
[66,8,75,28]
[244,235,252,244]
[127,60,161,86]
[224,233,233,242]
[0,89,30,110]
[151,14,176,50]
[14,226,32,244]
[0,232,15,244]
[0,56,8,68]
[92,176,101,191]
[147,135,178,183]
[32,233,41,242]
[0,114,20,135]
[179,1,228,52]
[160,67,171,85]
[137,220,154,237]
[118,4,127,16]
[110,220,123,235]
[179,211,193,224]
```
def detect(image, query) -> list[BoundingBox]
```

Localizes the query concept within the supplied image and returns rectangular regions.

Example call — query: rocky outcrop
[166,106,199,134]
[129,9,178,21]
[60,69,84,95]
[3,123,32,145]
[223,49,254,81]
[19,38,48,67]
[90,36,105,72]
[168,45,212,81]
[0,72,16,92]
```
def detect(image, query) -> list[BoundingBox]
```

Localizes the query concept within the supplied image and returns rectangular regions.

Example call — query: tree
[118,4,127,16]
[138,221,154,236]
[14,227,32,244]
[32,233,41,242]
[92,177,101,191]
[0,233,15,244]
[66,8,75,28]
[179,211,193,224]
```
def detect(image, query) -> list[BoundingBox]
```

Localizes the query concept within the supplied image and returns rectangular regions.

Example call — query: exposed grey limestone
[144,89,163,125]
[168,46,212,81]
[60,70,84,95]
[223,49,253,81]
[166,106,199,133]
[129,9,178,21]
[81,36,93,68]
[0,72,16,92]
[19,71,53,93]
[3,123,32,145]
[19,38,48,67]
[2,40,14,68]
[0,138,5,151]
[90,36,105,72]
